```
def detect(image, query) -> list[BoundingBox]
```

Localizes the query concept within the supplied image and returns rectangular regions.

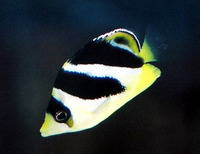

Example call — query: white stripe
[109,39,135,54]
[62,63,142,86]
[52,87,108,112]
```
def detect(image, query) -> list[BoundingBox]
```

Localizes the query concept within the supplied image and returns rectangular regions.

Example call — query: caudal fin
[139,25,167,63]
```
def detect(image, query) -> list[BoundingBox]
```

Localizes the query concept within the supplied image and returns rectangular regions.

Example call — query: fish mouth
[40,113,70,137]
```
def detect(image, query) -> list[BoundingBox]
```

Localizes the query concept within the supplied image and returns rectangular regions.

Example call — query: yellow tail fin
[139,37,156,63]
[139,25,167,63]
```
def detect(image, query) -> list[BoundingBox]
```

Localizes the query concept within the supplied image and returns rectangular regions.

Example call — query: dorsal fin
[94,28,141,55]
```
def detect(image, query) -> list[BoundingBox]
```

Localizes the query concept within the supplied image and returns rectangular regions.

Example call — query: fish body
[40,28,161,137]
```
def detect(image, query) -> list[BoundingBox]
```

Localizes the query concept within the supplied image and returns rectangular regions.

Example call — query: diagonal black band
[70,41,144,68]
[54,69,125,99]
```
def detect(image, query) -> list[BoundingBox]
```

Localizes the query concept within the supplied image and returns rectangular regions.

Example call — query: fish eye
[55,111,68,123]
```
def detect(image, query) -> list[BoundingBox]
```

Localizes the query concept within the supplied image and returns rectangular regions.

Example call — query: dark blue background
[1,0,199,153]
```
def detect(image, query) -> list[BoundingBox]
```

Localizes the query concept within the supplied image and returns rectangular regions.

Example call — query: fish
[40,28,161,137]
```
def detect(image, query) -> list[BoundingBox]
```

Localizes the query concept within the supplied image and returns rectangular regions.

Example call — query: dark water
[0,0,199,153]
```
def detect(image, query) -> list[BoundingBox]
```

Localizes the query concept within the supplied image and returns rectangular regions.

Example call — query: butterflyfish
[40,28,161,137]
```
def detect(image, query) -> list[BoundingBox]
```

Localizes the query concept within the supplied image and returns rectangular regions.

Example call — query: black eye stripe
[54,70,125,99]
[47,96,71,122]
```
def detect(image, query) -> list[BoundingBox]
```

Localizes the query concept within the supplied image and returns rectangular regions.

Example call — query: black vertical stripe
[54,70,125,99]
[70,41,144,68]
